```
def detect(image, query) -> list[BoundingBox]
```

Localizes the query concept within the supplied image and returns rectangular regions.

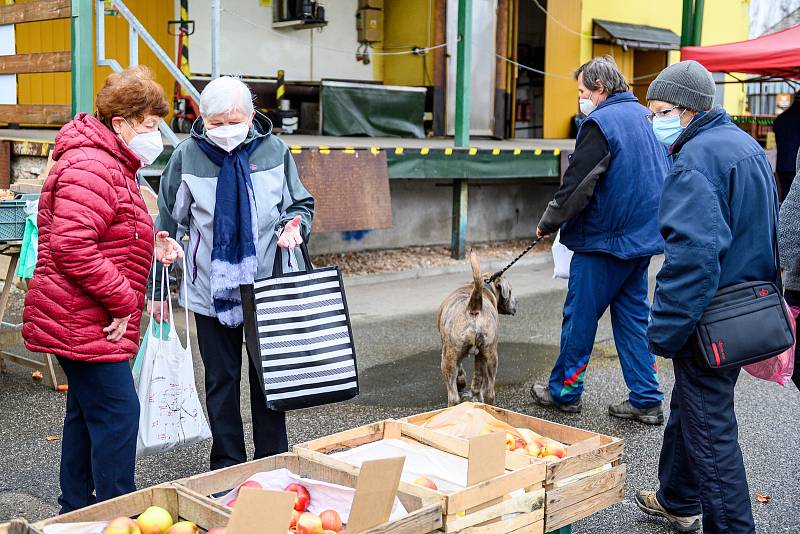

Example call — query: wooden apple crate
[175,452,443,534]
[0,519,33,534]
[32,485,228,533]
[294,420,548,534]
[402,404,626,532]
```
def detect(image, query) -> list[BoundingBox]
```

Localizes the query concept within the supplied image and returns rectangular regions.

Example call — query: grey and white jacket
[153,113,314,316]
[779,148,800,294]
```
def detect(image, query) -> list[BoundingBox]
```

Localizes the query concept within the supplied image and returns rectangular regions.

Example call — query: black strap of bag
[692,198,793,369]
[271,242,314,277]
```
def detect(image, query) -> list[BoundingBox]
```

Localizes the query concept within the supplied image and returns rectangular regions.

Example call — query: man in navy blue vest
[530,55,669,425]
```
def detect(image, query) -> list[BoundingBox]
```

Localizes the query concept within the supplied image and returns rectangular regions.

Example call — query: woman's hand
[155,231,184,266]
[277,216,304,250]
[147,300,165,323]
[104,314,131,342]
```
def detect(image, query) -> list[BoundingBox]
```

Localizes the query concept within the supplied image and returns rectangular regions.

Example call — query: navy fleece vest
[560,92,669,259]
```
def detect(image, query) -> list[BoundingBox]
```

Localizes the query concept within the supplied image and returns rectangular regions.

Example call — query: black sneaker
[608,400,664,425]
[635,490,701,532]
[530,383,582,413]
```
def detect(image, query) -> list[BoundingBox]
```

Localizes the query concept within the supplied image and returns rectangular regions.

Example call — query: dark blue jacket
[648,107,780,357]
[560,92,669,259]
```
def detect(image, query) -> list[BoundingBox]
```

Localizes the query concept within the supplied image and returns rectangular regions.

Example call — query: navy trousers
[56,357,139,514]
[195,313,288,470]
[548,252,663,408]
[657,357,755,533]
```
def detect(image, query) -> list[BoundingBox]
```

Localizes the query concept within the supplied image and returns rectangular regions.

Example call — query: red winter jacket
[23,113,155,362]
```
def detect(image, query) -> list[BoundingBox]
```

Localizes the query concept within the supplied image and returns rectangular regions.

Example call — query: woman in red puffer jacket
[22,66,182,513]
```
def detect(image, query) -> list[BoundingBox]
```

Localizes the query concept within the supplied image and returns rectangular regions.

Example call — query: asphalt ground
[1,257,799,532]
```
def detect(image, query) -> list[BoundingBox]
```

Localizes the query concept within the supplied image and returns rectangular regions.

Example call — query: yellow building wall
[543,0,750,137]
[381,0,435,86]
[14,0,176,118]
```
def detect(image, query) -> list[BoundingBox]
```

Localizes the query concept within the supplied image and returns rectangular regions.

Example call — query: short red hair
[95,66,169,128]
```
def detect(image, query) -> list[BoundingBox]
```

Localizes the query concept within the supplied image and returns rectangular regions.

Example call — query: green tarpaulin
[321,81,426,139]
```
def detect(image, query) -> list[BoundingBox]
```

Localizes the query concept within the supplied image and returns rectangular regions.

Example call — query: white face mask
[207,122,250,152]
[579,97,597,116]
[122,120,163,166]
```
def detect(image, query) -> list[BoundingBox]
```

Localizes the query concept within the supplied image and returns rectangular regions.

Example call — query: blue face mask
[652,115,685,146]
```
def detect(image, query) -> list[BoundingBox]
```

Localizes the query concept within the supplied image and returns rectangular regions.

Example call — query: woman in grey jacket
[778,148,800,390]
[152,76,314,469]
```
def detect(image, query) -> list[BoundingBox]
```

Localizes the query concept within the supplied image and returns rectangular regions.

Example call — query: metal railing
[96,0,206,147]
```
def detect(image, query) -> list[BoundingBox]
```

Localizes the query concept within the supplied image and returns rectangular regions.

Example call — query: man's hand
[104,315,131,342]
[536,227,551,239]
[155,230,184,266]
[147,300,165,323]
[277,216,304,250]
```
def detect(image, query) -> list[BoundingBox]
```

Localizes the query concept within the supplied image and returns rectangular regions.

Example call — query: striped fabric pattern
[252,267,358,409]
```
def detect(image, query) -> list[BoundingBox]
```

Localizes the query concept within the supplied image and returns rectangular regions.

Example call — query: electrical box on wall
[273,0,327,29]
[356,8,383,43]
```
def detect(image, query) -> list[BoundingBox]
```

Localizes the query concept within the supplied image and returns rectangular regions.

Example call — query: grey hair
[199,76,255,117]
[575,55,630,94]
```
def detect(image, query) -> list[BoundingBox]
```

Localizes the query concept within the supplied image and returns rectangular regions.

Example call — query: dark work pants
[56,357,139,514]
[657,357,755,533]
[194,313,288,470]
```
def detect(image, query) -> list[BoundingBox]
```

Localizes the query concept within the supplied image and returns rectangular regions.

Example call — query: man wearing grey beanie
[635,60,777,534]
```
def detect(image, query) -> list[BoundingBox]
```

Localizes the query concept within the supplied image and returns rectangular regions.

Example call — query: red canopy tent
[681,25,800,79]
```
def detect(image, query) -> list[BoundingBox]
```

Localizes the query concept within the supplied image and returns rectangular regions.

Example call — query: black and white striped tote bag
[243,244,359,411]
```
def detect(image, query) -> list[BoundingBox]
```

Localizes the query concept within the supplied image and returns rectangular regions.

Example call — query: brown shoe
[635,490,701,532]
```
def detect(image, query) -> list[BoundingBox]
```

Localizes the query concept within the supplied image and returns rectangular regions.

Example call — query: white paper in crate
[136,258,211,457]
[218,468,408,522]
[42,523,106,534]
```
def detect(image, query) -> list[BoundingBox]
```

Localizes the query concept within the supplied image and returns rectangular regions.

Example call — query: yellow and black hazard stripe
[179,0,191,78]
[284,146,565,157]
[276,70,286,102]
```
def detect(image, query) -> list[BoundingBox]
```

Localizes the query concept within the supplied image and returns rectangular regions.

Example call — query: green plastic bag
[132,319,170,387]
[16,215,38,279]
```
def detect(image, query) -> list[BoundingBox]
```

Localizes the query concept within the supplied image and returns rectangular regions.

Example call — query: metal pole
[451,0,472,260]
[71,0,94,115]
[129,27,139,66]
[680,0,694,47]
[454,0,472,148]
[211,0,221,79]
[691,0,704,46]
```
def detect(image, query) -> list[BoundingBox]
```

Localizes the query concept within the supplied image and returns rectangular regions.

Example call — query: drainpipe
[680,0,694,47]
[691,0,705,46]
[211,0,221,78]
[71,0,94,115]
[451,0,473,260]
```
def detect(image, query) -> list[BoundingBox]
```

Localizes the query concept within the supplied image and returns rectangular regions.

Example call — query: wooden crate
[175,452,443,534]
[403,404,626,531]
[0,519,33,534]
[33,485,228,533]
[294,420,547,534]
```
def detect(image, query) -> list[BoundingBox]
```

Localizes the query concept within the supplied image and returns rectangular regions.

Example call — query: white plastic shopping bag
[136,256,211,457]
[552,231,573,279]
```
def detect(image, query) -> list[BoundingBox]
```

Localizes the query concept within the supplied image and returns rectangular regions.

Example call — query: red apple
[513,438,526,450]
[296,512,323,534]
[319,509,342,532]
[240,480,263,490]
[105,517,141,534]
[284,483,311,512]
[165,522,199,534]
[413,476,438,490]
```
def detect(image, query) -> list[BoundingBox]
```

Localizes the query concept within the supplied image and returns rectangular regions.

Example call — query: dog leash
[487,236,543,283]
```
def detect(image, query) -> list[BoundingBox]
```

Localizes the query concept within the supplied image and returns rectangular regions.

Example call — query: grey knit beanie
[646,60,715,112]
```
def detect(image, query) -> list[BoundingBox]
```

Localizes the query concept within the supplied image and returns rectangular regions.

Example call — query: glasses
[646,106,684,123]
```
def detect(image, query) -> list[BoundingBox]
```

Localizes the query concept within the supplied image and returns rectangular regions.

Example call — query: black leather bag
[692,281,794,369]
[692,207,794,369]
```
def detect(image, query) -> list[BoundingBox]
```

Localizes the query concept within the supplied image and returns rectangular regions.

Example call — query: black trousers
[657,357,755,533]
[195,313,288,470]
